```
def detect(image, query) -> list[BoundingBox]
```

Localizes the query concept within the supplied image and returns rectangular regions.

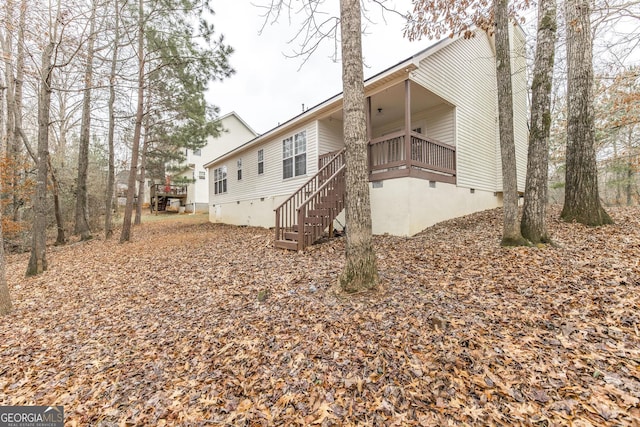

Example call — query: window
[283,131,306,179]
[213,166,227,194]
[193,148,201,156]
[198,171,205,180]
[237,158,243,180]
[257,149,264,175]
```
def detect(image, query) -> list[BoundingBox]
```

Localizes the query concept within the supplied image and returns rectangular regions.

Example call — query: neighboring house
[114,170,151,206]
[167,112,258,212]
[204,28,528,249]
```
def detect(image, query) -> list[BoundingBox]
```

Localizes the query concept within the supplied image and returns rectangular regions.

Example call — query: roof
[204,34,459,169]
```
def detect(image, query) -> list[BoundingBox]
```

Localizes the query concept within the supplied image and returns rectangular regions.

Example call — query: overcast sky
[206,0,424,134]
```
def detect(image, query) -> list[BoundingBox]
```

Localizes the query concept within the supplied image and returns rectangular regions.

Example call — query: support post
[404,79,412,169]
[366,96,372,176]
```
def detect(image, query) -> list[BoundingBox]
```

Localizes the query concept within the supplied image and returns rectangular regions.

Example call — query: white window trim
[282,131,307,180]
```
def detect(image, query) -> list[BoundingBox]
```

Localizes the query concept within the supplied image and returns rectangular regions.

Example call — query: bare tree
[26,38,54,276]
[560,0,613,225]
[259,0,379,291]
[407,0,529,246]
[120,0,145,243]
[105,0,120,239]
[494,0,528,246]
[74,0,97,241]
[338,0,378,291]
[521,0,557,243]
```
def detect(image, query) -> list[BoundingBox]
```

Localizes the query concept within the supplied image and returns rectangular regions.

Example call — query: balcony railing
[368,131,456,183]
[150,184,188,197]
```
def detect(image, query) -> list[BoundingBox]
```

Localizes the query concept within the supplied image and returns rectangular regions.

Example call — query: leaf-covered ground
[1,206,639,426]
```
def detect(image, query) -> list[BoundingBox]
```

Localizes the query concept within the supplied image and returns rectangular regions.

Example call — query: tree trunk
[105,0,119,239]
[494,0,528,246]
[1,0,19,221]
[135,87,151,225]
[560,0,613,225]
[135,127,148,225]
[0,208,12,315]
[74,0,96,241]
[47,156,66,245]
[11,0,26,223]
[0,48,13,313]
[338,0,378,292]
[120,0,144,243]
[521,0,557,244]
[612,138,622,206]
[26,41,54,276]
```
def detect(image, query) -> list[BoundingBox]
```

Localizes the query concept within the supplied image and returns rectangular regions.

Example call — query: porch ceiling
[324,80,449,129]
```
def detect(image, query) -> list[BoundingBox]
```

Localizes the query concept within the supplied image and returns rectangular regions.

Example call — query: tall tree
[338,0,378,292]
[26,38,54,276]
[0,78,13,314]
[560,0,613,225]
[258,0,378,291]
[0,0,26,224]
[74,0,97,241]
[407,0,529,246]
[521,0,557,243]
[105,0,120,239]
[494,0,527,246]
[119,0,232,241]
[120,0,145,243]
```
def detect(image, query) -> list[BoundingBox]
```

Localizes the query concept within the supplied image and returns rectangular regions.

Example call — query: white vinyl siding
[424,105,455,146]
[317,119,344,155]
[209,123,317,205]
[257,149,264,175]
[372,105,455,146]
[411,31,499,191]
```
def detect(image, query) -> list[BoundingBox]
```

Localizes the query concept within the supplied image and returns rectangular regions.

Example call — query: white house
[169,112,258,212]
[204,28,528,249]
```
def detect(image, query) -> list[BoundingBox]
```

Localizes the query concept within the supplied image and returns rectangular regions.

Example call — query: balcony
[368,130,456,184]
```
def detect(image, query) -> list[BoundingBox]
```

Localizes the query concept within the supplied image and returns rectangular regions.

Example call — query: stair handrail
[296,163,346,248]
[297,165,345,211]
[274,148,345,212]
[275,148,345,246]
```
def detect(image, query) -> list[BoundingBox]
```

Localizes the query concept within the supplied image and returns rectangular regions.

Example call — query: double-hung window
[257,149,264,175]
[237,158,243,180]
[214,166,227,194]
[283,131,306,179]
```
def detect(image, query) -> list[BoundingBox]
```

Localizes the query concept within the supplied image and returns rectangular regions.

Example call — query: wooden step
[292,223,321,233]
[304,217,325,225]
[321,195,341,203]
[284,230,311,240]
[307,209,331,217]
[275,240,300,250]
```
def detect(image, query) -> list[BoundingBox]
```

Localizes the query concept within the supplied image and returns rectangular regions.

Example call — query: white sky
[206,0,424,134]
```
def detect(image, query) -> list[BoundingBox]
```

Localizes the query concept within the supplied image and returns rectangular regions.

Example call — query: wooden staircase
[274,149,345,250]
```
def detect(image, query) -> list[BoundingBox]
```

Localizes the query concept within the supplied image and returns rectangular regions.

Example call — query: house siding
[372,106,455,146]
[209,122,318,211]
[169,113,257,209]
[411,31,499,192]
[317,119,344,155]
[423,104,455,145]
